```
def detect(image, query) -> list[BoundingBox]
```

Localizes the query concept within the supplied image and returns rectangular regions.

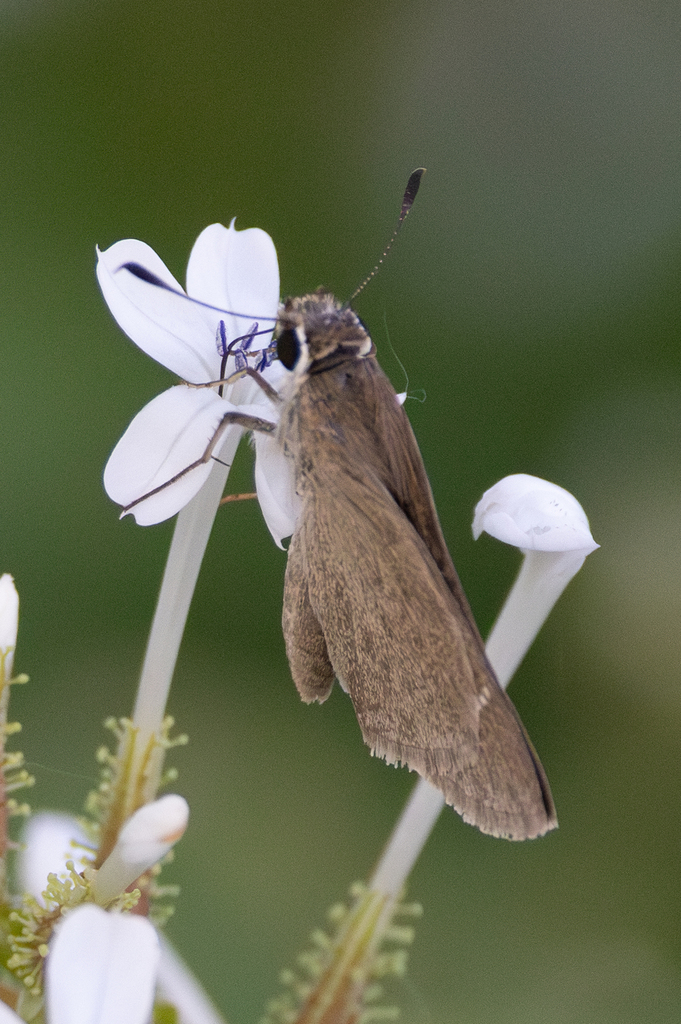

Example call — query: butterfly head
[275,289,374,376]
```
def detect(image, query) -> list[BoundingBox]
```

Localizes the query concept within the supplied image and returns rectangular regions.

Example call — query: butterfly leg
[122,410,277,516]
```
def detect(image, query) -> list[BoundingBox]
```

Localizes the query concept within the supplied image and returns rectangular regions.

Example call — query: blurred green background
[2,0,681,1020]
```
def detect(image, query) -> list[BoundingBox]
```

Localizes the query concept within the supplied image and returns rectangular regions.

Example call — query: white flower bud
[91,794,189,906]
[473,474,599,687]
[473,473,599,553]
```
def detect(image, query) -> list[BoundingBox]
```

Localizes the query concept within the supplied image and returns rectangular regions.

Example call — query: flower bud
[92,795,189,905]
[474,474,598,687]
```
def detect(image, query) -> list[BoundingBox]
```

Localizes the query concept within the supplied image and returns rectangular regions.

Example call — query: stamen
[256,344,276,372]
[215,320,228,358]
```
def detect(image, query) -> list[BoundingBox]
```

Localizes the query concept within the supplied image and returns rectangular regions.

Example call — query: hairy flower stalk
[0,576,20,901]
[290,889,402,1024]
[0,576,31,1016]
[279,475,598,1024]
[263,882,421,1024]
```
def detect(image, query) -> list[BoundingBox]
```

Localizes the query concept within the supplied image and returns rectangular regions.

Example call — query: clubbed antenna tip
[348,168,426,304]
[400,167,426,224]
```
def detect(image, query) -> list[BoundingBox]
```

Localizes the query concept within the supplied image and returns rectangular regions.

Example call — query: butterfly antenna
[347,167,425,305]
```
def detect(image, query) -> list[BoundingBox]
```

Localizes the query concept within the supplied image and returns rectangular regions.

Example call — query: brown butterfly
[273,289,556,840]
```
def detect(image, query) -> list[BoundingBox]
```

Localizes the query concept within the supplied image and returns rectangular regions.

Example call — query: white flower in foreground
[97,221,298,543]
[0,574,19,679]
[46,904,159,1024]
[474,473,599,685]
[92,794,189,906]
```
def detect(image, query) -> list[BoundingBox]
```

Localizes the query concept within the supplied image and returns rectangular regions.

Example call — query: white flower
[474,473,599,686]
[16,809,215,1024]
[46,904,160,1024]
[97,221,298,544]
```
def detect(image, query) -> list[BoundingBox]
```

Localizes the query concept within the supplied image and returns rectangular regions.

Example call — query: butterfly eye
[277,328,301,370]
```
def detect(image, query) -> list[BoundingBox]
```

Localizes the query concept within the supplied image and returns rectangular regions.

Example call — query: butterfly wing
[281,357,556,840]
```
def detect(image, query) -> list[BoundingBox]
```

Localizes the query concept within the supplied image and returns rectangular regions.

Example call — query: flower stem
[130,435,240,803]
[484,548,587,688]
[118,427,241,816]
[369,782,443,897]
[0,652,14,900]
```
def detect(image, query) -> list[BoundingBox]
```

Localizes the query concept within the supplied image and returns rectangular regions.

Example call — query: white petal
[185,221,280,352]
[0,574,18,674]
[254,432,300,548]
[103,386,243,525]
[472,473,599,552]
[20,813,89,904]
[92,796,189,906]
[97,240,218,382]
[46,905,160,1024]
